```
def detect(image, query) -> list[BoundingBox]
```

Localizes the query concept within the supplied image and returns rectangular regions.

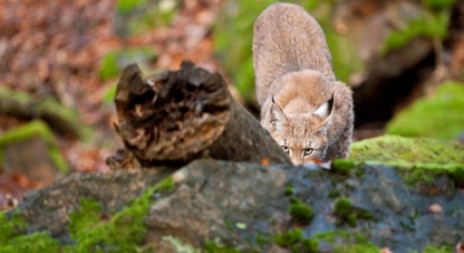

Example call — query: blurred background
[0,0,463,209]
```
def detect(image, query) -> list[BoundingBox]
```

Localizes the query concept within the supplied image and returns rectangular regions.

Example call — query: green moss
[99,52,120,81]
[255,232,271,248]
[328,189,341,199]
[0,212,60,253]
[67,198,104,240]
[386,82,464,139]
[99,47,157,81]
[334,198,352,215]
[290,199,314,225]
[65,177,175,252]
[65,187,157,253]
[332,243,380,253]
[0,212,27,242]
[382,11,449,54]
[116,0,146,13]
[274,229,318,253]
[284,185,294,196]
[334,198,373,226]
[0,87,83,139]
[0,177,178,252]
[273,229,303,248]
[300,238,319,253]
[423,244,453,253]
[203,238,241,253]
[334,198,356,226]
[331,159,357,174]
[35,98,80,134]
[424,0,455,10]
[0,120,69,173]
[0,86,30,105]
[350,135,464,165]
[154,176,175,192]
[381,0,454,54]
[349,135,464,185]
[315,231,379,253]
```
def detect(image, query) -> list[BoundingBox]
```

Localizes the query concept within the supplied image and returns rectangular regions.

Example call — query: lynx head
[269,95,334,165]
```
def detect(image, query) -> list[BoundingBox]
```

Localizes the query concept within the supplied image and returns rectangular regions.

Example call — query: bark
[112,61,291,166]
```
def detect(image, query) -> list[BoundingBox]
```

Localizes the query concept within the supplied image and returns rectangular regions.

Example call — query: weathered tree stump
[112,61,290,166]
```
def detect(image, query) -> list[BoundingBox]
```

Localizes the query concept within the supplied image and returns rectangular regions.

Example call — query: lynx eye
[303,148,314,156]
[281,145,289,154]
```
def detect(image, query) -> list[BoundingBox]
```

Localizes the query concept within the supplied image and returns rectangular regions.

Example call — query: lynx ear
[270,97,288,131]
[314,94,334,122]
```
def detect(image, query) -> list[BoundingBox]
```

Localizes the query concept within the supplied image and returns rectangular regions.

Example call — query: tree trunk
[112,61,290,166]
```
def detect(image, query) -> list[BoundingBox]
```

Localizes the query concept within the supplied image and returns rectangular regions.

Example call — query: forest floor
[0,0,227,209]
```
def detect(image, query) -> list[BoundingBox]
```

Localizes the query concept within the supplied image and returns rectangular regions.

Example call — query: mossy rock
[350,135,464,166]
[0,176,175,253]
[0,120,69,173]
[349,135,464,184]
[0,87,82,139]
[386,81,464,139]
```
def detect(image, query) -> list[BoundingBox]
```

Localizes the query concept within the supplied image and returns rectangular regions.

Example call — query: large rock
[3,158,464,252]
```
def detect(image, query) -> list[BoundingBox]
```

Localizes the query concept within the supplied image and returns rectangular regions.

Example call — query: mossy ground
[0,120,69,173]
[350,135,464,168]
[386,81,464,139]
[0,176,175,253]
[0,87,83,139]
[350,135,464,184]
[0,212,60,253]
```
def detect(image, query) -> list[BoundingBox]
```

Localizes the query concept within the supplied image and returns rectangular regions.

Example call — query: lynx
[253,3,354,165]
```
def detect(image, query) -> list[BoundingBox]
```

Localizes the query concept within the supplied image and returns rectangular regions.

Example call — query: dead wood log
[112,61,290,166]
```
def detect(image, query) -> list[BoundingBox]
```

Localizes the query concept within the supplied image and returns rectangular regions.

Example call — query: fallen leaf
[261,158,270,166]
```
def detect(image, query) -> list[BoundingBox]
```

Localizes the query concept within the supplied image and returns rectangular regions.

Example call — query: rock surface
[6,158,464,252]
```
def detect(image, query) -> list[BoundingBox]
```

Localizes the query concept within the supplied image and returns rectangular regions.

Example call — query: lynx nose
[290,156,304,166]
